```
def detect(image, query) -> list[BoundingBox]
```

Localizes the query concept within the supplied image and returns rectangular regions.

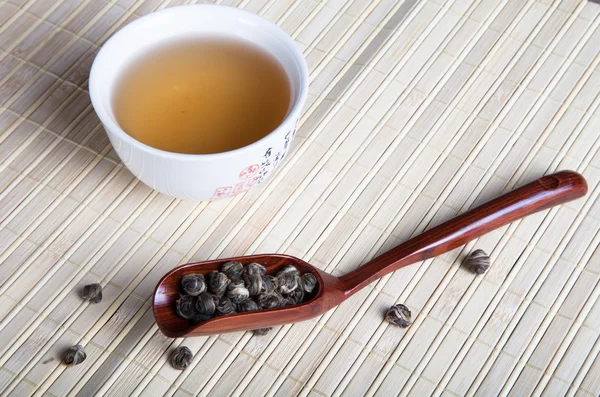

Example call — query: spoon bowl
[153,254,346,337]
[154,171,588,337]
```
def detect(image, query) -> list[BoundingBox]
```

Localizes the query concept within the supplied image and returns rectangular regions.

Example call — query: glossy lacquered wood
[153,171,587,337]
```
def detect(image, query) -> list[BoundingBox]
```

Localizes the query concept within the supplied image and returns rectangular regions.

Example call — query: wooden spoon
[153,170,587,337]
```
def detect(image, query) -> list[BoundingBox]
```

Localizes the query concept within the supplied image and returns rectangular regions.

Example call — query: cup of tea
[90,5,308,201]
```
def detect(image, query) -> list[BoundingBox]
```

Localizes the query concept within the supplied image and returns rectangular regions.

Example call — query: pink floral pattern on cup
[239,164,260,180]
[212,186,232,199]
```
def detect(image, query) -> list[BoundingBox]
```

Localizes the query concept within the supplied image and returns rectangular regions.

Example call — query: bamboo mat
[0,0,600,395]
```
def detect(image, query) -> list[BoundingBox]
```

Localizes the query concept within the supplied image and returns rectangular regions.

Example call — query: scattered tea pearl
[82,283,102,303]
[170,346,193,370]
[63,345,86,366]
[463,249,491,274]
[253,327,272,336]
[385,304,411,328]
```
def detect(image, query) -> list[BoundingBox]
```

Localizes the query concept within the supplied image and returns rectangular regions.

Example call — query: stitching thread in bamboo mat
[568,306,600,396]
[0,0,161,268]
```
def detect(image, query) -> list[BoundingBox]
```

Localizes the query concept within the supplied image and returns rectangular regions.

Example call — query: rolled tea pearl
[63,345,86,366]
[463,249,491,274]
[228,275,244,287]
[211,293,220,307]
[261,275,277,293]
[238,299,259,312]
[253,327,272,336]
[82,283,103,303]
[244,262,266,276]
[298,273,318,293]
[175,295,196,319]
[207,271,229,297]
[256,292,283,309]
[277,273,298,294]
[215,297,236,316]
[228,277,245,289]
[385,304,411,328]
[276,264,300,278]
[195,292,216,315]
[284,287,304,305]
[244,273,263,296]
[227,283,250,304]
[181,274,206,296]
[221,261,243,279]
[170,346,193,370]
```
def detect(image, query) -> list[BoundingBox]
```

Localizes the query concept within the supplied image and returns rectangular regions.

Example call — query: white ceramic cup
[90,5,308,201]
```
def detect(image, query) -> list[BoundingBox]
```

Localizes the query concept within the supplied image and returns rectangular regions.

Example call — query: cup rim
[89,4,308,160]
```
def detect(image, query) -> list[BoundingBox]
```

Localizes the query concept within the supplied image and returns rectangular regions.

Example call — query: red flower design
[212,186,232,199]
[233,177,258,194]
[239,164,260,180]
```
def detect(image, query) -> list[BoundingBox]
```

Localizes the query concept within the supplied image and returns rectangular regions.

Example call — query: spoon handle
[339,170,587,297]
